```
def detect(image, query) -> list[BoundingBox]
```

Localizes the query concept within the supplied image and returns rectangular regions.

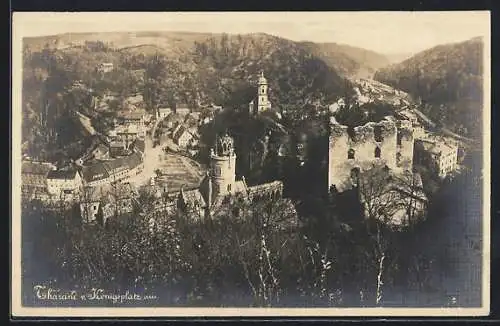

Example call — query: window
[350,168,360,186]
[227,184,232,192]
[348,149,355,159]
[397,133,402,146]
[374,126,383,142]
[93,205,97,210]
[375,147,381,158]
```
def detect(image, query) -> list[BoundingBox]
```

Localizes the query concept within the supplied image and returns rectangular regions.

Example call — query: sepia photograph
[11,11,490,317]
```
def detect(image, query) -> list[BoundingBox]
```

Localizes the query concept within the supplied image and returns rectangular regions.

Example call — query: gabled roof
[173,125,192,142]
[110,140,125,148]
[165,113,184,126]
[176,103,190,110]
[125,152,143,170]
[95,143,109,154]
[104,157,128,172]
[46,169,79,180]
[125,94,143,105]
[134,139,146,154]
[82,163,110,183]
[116,110,144,120]
[80,186,105,202]
[187,112,200,120]
[417,139,457,156]
[22,174,47,187]
[180,188,207,209]
[22,161,55,175]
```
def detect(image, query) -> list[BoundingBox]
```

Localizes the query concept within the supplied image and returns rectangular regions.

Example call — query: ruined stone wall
[328,123,351,192]
[328,117,404,193]
[397,122,414,171]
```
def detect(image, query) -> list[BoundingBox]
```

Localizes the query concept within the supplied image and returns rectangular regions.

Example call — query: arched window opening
[348,149,355,160]
[375,147,381,158]
[374,126,383,142]
[397,133,402,146]
[396,152,402,164]
[350,168,360,186]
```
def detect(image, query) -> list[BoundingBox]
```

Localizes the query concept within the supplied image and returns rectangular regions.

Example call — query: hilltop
[23,31,215,52]
[374,37,484,139]
[24,31,391,79]
[299,41,391,78]
[22,31,357,161]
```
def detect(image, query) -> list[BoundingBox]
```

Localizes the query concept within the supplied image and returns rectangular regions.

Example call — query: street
[127,133,206,191]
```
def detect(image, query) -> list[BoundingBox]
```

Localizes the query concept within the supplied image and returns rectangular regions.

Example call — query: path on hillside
[360,78,478,147]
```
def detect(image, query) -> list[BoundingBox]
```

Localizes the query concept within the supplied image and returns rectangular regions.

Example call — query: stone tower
[210,133,237,199]
[257,71,270,113]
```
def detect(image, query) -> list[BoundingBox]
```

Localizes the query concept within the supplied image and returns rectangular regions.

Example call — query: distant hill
[299,41,390,78]
[374,37,484,139]
[22,31,357,160]
[23,31,215,53]
[25,31,362,108]
[24,31,390,79]
[385,52,415,64]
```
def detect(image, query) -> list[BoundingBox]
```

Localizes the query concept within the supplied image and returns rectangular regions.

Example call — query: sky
[13,11,490,55]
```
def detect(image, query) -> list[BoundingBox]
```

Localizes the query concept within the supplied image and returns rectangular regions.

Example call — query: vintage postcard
[11,11,491,317]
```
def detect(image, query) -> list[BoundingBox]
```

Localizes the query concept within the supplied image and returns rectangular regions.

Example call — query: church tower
[209,133,237,200]
[257,71,272,113]
[249,71,272,115]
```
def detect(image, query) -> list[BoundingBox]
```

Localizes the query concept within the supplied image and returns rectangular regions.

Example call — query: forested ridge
[22,32,358,161]
[299,41,390,78]
[374,37,484,139]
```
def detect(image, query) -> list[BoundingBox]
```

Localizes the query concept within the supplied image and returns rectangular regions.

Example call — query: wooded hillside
[374,37,484,139]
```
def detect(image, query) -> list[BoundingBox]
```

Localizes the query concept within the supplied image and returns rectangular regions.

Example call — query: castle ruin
[328,116,414,193]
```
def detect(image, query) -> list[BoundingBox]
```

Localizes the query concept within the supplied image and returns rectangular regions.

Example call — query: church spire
[258,70,268,85]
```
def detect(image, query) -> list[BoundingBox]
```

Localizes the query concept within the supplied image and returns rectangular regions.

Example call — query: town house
[21,161,56,200]
[157,107,172,120]
[46,169,83,197]
[414,139,458,179]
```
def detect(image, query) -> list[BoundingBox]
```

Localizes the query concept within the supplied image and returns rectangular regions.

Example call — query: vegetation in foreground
[21,152,482,307]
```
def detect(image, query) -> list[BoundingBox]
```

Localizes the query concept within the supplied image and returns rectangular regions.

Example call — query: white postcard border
[11,11,491,317]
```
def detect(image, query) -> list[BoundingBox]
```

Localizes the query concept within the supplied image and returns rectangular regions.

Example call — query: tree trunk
[376,253,385,306]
